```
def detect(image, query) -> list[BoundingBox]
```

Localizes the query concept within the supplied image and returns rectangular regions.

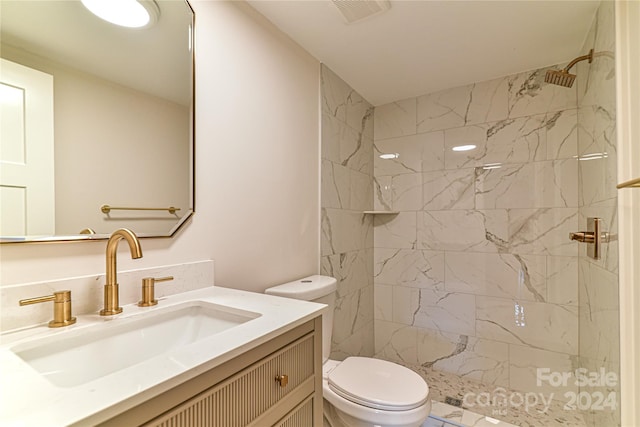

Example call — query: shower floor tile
[412,365,587,427]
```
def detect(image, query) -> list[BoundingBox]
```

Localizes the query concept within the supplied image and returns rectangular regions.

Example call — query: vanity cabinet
[97,318,323,427]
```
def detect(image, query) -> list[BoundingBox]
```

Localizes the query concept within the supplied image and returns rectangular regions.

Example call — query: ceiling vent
[330,0,391,24]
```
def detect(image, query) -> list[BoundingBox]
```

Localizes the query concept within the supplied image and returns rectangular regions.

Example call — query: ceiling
[247,0,600,106]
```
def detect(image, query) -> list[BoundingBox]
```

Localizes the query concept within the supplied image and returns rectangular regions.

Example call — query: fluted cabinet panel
[147,334,314,427]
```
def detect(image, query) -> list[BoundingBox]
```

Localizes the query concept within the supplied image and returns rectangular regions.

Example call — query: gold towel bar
[101,205,180,214]
[617,177,640,189]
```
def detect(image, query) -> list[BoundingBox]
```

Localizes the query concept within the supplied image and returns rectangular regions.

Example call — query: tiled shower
[320,2,618,426]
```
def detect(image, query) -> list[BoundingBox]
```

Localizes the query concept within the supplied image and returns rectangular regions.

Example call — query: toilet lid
[328,357,429,411]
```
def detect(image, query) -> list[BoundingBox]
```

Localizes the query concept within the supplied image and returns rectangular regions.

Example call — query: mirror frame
[1,0,195,244]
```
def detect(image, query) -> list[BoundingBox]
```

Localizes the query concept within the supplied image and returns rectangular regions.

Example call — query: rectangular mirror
[0,0,194,243]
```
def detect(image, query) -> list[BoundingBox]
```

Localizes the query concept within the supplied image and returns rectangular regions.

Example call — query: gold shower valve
[19,290,77,328]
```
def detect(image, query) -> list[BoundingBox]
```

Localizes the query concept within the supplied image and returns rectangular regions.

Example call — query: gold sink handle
[138,276,173,307]
[19,290,77,328]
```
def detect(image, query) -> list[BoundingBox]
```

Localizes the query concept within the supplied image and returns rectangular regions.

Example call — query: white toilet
[265,275,431,427]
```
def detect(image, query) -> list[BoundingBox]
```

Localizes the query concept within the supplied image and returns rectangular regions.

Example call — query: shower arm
[562,49,594,72]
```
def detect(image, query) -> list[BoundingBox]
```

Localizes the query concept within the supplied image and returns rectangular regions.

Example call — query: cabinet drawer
[148,333,315,427]
[274,396,314,427]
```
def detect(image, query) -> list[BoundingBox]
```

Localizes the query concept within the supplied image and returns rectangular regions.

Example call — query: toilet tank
[264,275,337,362]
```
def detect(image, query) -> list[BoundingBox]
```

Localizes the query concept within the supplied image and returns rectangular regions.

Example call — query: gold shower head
[544,69,577,87]
[544,48,594,88]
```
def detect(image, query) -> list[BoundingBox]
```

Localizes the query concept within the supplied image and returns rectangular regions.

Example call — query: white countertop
[0,286,326,426]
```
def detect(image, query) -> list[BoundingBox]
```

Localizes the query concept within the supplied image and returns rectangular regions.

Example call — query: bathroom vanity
[0,287,325,426]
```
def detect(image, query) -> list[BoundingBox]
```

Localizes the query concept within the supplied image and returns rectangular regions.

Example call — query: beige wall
[0,1,321,293]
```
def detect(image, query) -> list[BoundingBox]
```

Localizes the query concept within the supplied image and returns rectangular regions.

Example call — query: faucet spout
[101,228,143,316]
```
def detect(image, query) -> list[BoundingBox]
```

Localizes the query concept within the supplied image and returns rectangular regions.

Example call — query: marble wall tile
[374,248,445,288]
[392,173,423,211]
[443,125,488,169]
[509,344,579,402]
[483,115,547,164]
[507,67,577,119]
[374,134,424,176]
[374,320,418,365]
[321,208,373,256]
[374,130,445,176]
[419,210,509,253]
[577,3,616,113]
[417,329,510,387]
[546,109,578,160]
[331,320,375,361]
[413,289,476,336]
[546,256,578,306]
[391,285,420,325]
[321,159,350,209]
[417,85,471,133]
[417,77,509,133]
[350,170,373,211]
[578,140,618,209]
[373,176,393,211]
[374,212,417,249]
[475,159,578,209]
[321,249,372,299]
[445,252,546,302]
[332,285,374,345]
[343,116,374,175]
[321,65,352,123]
[423,169,475,210]
[443,109,578,171]
[345,90,374,138]
[321,65,374,362]
[578,259,619,364]
[508,208,578,256]
[374,283,393,321]
[421,131,446,172]
[322,112,362,166]
[476,296,578,355]
[374,98,417,140]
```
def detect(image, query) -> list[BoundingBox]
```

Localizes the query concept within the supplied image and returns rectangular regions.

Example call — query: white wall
[0,1,321,293]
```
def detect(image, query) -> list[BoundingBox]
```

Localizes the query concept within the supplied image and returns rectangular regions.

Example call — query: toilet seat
[327,357,429,411]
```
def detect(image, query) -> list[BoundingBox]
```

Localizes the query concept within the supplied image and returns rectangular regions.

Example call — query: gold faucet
[100,228,143,316]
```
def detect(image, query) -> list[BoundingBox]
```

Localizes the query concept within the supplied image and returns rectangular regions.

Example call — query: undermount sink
[11,301,261,388]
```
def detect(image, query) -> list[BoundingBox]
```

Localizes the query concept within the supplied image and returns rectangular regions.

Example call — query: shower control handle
[569,232,595,243]
[569,217,609,260]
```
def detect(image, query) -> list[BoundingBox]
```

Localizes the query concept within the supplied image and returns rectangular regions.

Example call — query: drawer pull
[275,374,289,388]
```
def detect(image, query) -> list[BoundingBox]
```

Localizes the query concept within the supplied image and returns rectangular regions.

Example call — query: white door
[0,58,55,237]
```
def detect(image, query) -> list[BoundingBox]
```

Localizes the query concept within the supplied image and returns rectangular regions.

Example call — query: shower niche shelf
[363,211,399,215]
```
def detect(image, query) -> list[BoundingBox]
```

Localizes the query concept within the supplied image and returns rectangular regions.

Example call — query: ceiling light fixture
[379,153,399,160]
[452,144,476,152]
[81,0,160,28]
